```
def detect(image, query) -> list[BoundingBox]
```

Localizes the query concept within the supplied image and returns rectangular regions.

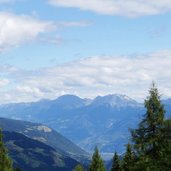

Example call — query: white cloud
[49,0,171,17]
[0,12,54,52]
[1,50,171,104]
[0,12,92,51]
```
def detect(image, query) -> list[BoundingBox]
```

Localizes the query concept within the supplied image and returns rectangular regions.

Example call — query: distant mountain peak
[52,94,86,108]
[48,94,139,108]
[92,94,138,107]
[57,94,81,100]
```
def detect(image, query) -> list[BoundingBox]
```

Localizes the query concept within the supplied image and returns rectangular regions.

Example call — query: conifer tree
[89,147,106,171]
[122,143,134,171]
[0,128,13,171]
[161,117,171,170]
[131,83,166,170]
[111,152,122,171]
[74,164,84,171]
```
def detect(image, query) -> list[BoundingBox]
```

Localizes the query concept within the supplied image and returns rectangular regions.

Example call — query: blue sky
[0,0,171,103]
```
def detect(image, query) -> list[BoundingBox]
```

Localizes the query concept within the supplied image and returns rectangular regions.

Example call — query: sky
[0,0,171,104]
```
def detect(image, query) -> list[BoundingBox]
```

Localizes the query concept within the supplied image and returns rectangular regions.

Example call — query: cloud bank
[1,50,171,104]
[0,12,91,52]
[49,0,171,17]
[0,12,54,52]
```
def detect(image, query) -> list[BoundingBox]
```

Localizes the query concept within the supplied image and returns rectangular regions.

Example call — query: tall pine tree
[161,117,171,170]
[0,128,13,171]
[111,152,122,171]
[89,147,106,171]
[131,83,166,170]
[122,143,135,171]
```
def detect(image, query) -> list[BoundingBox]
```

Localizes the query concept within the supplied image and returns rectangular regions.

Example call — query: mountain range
[3,131,80,171]
[0,94,170,154]
[0,118,90,168]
